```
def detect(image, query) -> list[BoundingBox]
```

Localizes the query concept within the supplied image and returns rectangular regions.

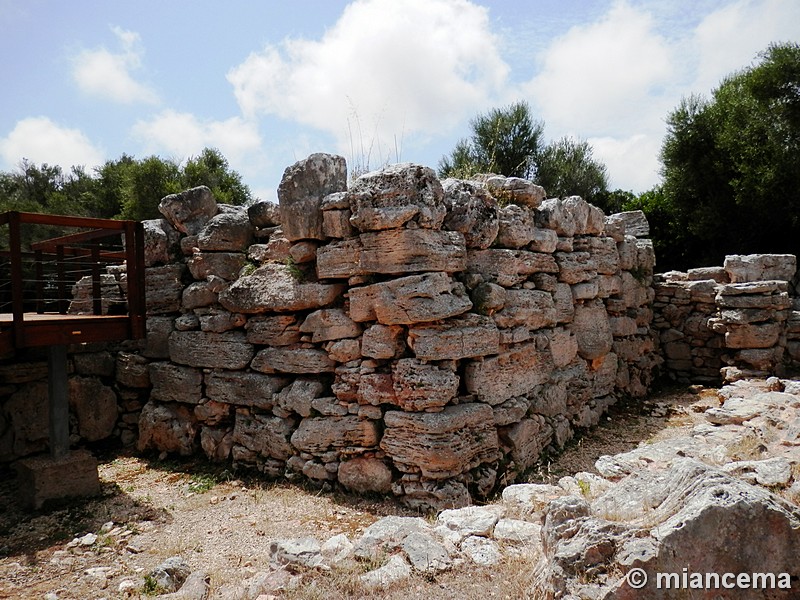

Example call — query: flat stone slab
[15,449,100,509]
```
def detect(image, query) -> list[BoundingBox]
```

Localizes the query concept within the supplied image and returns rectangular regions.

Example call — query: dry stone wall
[127,153,660,510]
[654,254,799,384]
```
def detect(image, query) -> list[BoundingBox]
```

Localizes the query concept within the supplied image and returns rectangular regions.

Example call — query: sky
[1,0,799,203]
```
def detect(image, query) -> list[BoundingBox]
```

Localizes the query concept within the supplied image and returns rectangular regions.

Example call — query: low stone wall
[1,153,662,509]
[654,254,798,384]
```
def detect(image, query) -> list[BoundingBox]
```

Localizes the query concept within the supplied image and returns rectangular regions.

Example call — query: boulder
[68,377,118,442]
[605,210,650,238]
[219,263,345,313]
[141,219,172,266]
[441,178,499,249]
[464,342,553,405]
[359,229,466,274]
[349,272,471,325]
[496,204,537,248]
[338,457,393,494]
[380,404,500,479]
[137,401,198,456]
[149,362,203,404]
[232,411,295,461]
[187,252,247,281]
[158,185,217,235]
[349,163,446,230]
[197,210,254,252]
[168,331,254,370]
[407,314,500,361]
[247,201,281,228]
[278,153,347,241]
[485,176,545,208]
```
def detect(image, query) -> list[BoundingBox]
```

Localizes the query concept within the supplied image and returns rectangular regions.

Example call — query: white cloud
[0,117,105,169]
[72,26,159,104]
[226,0,509,158]
[526,1,675,137]
[691,0,800,94]
[131,109,264,174]
[590,133,663,192]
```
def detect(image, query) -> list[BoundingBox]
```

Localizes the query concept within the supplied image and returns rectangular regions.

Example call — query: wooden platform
[0,313,137,354]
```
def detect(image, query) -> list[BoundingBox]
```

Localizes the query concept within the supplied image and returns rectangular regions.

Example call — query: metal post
[48,344,70,459]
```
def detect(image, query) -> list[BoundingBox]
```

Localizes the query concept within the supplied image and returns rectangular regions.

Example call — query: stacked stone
[654,254,797,384]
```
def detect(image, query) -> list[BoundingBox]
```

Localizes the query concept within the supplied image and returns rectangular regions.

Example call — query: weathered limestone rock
[197,210,254,252]
[496,204,537,248]
[146,265,185,314]
[115,352,150,388]
[4,382,49,457]
[232,411,294,460]
[322,209,354,238]
[349,272,472,324]
[73,351,116,377]
[464,342,553,405]
[248,235,291,264]
[605,210,649,238]
[441,179,499,249]
[219,263,345,313]
[401,531,452,574]
[299,309,361,342]
[149,362,203,404]
[245,315,301,346]
[503,416,551,472]
[198,308,246,333]
[200,426,233,462]
[291,416,380,454]
[493,289,557,330]
[470,282,506,316]
[316,239,364,280]
[182,276,227,310]
[724,253,797,283]
[269,538,324,570]
[205,369,288,409]
[574,237,620,275]
[187,252,247,281]
[392,358,459,411]
[169,331,254,370]
[555,252,597,285]
[549,327,579,368]
[359,229,466,274]
[251,346,335,374]
[408,314,500,360]
[723,322,783,349]
[137,401,198,456]
[467,249,558,287]
[349,163,446,230]
[142,219,174,266]
[338,457,393,494]
[68,377,118,442]
[278,153,347,241]
[289,240,317,264]
[360,554,412,589]
[381,404,500,479]
[247,201,281,228]
[158,185,217,236]
[361,324,406,359]
[274,378,326,417]
[529,228,559,253]
[485,176,545,208]
[571,300,614,360]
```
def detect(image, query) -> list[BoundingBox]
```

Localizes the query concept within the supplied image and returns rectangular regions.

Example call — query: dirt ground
[0,383,715,600]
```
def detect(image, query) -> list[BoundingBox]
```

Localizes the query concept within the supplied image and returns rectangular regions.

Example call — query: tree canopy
[0,147,252,224]
[642,42,800,270]
[438,101,609,202]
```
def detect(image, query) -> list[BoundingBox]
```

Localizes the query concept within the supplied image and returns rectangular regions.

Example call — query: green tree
[117,155,182,221]
[657,42,800,270]
[181,148,251,206]
[439,101,544,179]
[535,137,609,202]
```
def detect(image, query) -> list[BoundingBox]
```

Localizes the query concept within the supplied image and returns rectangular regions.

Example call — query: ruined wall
[0,153,661,509]
[654,254,798,384]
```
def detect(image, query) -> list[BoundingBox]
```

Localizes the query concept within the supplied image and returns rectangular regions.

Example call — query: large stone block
[247,201,281,228]
[573,237,620,275]
[380,404,500,479]
[15,449,100,509]
[724,254,797,283]
[349,272,471,324]
[570,300,614,360]
[408,314,500,360]
[158,185,217,235]
[149,362,203,404]
[316,239,364,279]
[245,315,301,346]
[361,324,407,359]
[197,210,254,252]
[555,252,597,285]
[496,204,537,249]
[137,401,198,456]
[168,331,254,370]
[251,346,335,374]
[724,322,783,349]
[278,153,347,241]
[441,179,499,249]
[299,308,361,342]
[205,369,289,409]
[359,229,466,274]
[467,249,558,287]
[291,416,380,454]
[68,377,118,442]
[219,263,345,313]
[493,289,557,330]
[485,176,545,208]
[233,411,294,460]
[464,342,553,405]
[145,264,185,314]
[187,252,247,281]
[392,359,459,411]
[349,163,446,231]
[605,210,649,237]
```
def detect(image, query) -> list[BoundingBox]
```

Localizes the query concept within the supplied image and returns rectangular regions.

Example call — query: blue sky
[1,0,798,202]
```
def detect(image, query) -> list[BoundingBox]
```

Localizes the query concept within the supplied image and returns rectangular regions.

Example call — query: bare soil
[0,383,713,600]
